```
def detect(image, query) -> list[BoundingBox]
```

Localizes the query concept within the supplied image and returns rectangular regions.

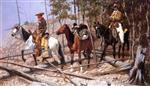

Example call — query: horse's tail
[58,42,65,65]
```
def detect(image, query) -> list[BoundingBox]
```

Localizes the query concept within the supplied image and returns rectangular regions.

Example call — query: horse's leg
[112,43,116,59]
[100,37,103,49]
[70,52,74,65]
[33,54,37,65]
[87,50,91,68]
[83,49,91,68]
[78,51,83,72]
[52,50,61,64]
[70,52,74,72]
[55,50,65,69]
[118,43,121,58]
[127,39,130,51]
[60,56,65,69]
[58,43,66,69]
[100,43,108,61]
[21,50,26,62]
[122,43,125,58]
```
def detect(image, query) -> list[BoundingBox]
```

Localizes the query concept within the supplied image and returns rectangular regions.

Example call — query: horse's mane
[64,24,74,43]
[97,24,109,33]
[21,26,31,41]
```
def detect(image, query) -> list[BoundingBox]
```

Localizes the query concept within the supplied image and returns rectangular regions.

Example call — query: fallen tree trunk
[0,65,58,86]
[96,55,132,70]
[0,52,33,60]
[0,60,94,80]
[0,66,37,81]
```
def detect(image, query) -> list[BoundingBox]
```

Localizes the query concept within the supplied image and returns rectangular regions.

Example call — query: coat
[110,10,123,22]
[38,18,47,34]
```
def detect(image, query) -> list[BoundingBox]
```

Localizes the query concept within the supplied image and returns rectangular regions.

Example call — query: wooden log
[0,66,37,81]
[0,52,33,60]
[0,65,57,86]
[0,60,55,72]
[96,55,132,70]
[0,60,94,80]
[45,59,78,86]
[66,59,123,69]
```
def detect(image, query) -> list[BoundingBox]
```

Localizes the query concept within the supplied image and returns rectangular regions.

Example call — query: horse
[94,23,128,61]
[56,24,93,72]
[11,25,65,69]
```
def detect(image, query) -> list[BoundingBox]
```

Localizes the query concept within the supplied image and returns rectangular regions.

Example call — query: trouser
[41,37,48,51]
[37,29,49,59]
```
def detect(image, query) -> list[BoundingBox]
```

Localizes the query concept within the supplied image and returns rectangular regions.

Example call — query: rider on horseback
[71,23,79,34]
[35,12,49,58]
[109,1,126,43]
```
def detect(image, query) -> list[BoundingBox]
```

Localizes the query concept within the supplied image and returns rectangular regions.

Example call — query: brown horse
[56,24,94,71]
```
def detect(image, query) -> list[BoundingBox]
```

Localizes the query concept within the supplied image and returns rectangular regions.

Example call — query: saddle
[77,29,90,40]
[109,22,124,43]
[33,30,50,58]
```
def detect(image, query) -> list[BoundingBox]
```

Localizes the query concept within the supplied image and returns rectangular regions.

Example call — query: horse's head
[95,24,106,38]
[11,25,22,38]
[56,24,70,35]
[11,25,31,41]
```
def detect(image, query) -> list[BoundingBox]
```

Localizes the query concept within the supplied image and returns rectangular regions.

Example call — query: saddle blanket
[116,23,124,43]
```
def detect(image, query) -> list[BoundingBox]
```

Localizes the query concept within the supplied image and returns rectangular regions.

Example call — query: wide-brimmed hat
[35,12,44,16]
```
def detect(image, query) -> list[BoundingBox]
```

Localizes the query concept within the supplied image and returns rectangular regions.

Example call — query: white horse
[11,25,65,68]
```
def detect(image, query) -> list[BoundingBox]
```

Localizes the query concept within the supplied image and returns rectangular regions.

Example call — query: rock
[87,80,109,86]
[65,82,74,86]
[30,74,58,86]
[111,83,125,86]
[35,63,49,68]
[65,77,111,86]
[0,69,10,79]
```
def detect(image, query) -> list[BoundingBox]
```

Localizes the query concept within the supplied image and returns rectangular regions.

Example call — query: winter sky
[0,0,50,47]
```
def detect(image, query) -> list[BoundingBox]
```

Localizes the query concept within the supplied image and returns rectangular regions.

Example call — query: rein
[14,36,22,40]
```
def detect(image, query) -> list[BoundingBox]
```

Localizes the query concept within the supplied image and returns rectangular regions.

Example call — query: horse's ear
[28,30,32,34]
[63,24,68,28]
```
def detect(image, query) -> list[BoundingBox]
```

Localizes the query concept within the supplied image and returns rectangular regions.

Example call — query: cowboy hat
[35,12,44,16]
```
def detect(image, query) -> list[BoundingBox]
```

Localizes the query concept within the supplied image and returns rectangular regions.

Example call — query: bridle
[12,26,24,40]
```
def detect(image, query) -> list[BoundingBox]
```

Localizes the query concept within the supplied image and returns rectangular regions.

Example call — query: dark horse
[56,24,94,72]
[94,23,129,61]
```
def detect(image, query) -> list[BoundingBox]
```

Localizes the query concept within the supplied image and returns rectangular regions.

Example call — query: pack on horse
[56,24,94,72]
